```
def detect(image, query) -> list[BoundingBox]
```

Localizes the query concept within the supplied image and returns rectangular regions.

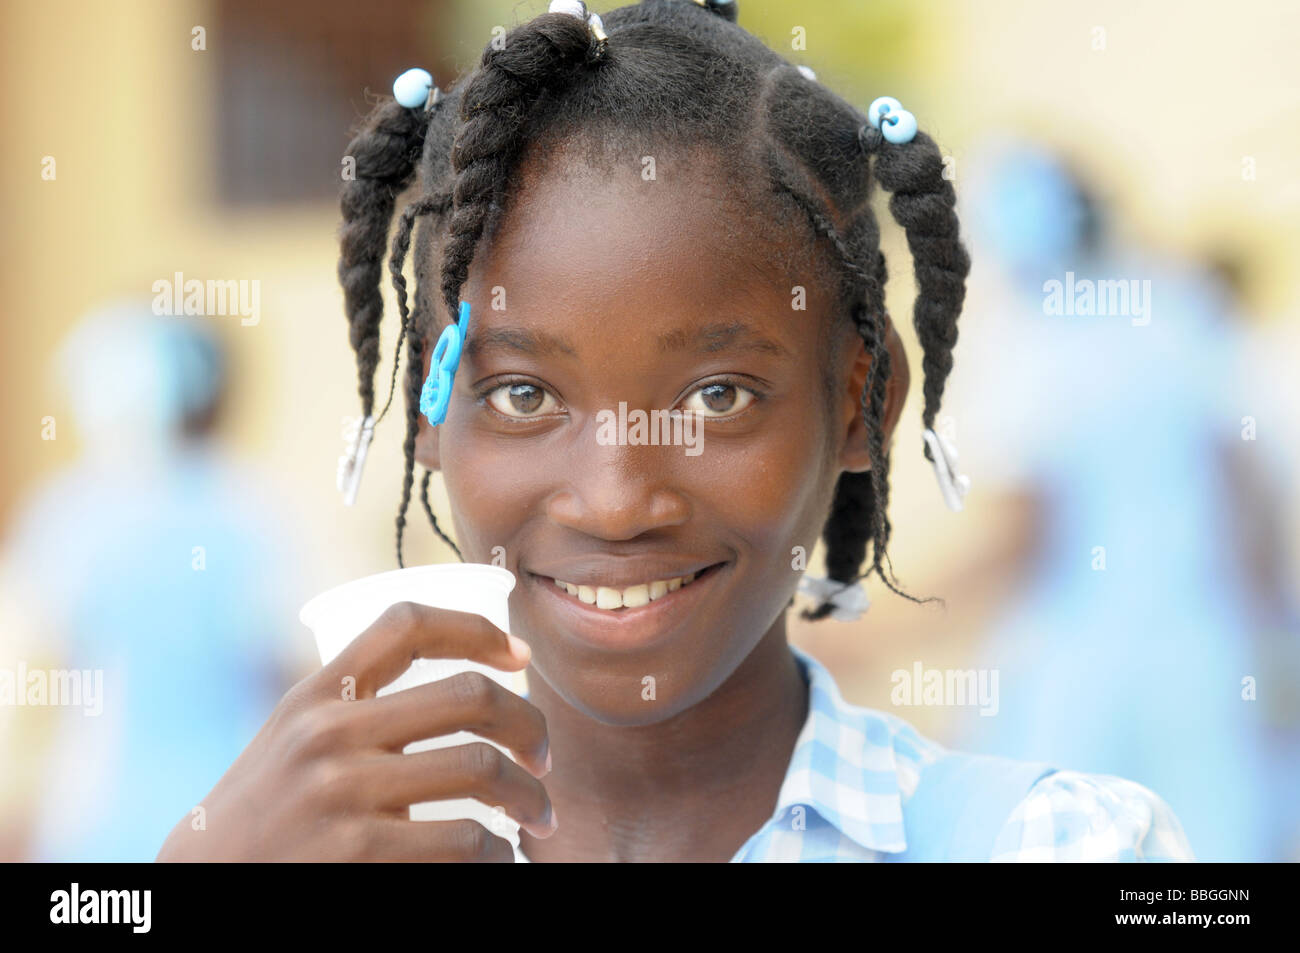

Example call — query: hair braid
[420,468,462,560]
[802,128,968,613]
[337,99,431,418]
[389,190,459,565]
[866,246,899,580]
[440,13,607,319]
[861,124,970,457]
[376,193,448,424]
[762,73,964,614]
[392,13,608,566]
[764,193,922,611]
[394,320,425,567]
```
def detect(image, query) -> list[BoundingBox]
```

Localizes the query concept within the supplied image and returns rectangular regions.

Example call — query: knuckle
[338,817,373,861]
[460,741,508,785]
[277,674,326,720]
[282,710,320,761]
[484,833,514,863]
[446,819,501,862]
[285,706,345,762]
[304,757,354,808]
[447,670,496,710]
[377,600,422,635]
[281,673,315,707]
[312,706,352,749]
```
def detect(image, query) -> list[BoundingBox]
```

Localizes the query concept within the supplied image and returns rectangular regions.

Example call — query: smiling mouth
[541,563,725,612]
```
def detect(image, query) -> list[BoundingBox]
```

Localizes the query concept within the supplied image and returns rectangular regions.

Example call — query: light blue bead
[882,108,917,144]
[393,68,433,109]
[868,96,902,130]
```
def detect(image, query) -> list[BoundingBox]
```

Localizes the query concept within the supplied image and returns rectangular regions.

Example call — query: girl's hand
[155,603,552,862]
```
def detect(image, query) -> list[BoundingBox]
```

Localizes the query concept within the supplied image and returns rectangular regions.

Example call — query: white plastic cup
[299,563,525,847]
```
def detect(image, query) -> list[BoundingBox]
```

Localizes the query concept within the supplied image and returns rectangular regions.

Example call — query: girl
[158,0,1193,862]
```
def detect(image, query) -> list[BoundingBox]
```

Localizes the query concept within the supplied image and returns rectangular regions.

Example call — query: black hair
[336,0,970,619]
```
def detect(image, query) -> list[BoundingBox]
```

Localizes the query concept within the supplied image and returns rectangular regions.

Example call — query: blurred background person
[0,300,314,861]
[947,139,1297,862]
[1211,249,1300,862]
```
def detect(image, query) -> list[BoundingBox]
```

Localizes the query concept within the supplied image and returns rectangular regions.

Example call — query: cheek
[694,434,827,544]
[685,400,839,593]
[438,431,542,563]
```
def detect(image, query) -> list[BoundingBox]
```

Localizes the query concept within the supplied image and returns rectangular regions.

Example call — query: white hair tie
[549,0,608,42]
[797,574,870,622]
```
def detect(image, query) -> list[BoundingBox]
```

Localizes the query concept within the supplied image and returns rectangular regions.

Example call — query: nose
[545,444,691,541]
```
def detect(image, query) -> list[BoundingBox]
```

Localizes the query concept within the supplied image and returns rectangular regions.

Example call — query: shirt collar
[776,644,911,854]
[517,643,916,861]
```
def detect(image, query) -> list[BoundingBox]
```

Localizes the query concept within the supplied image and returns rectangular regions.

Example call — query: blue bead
[393,68,433,109]
[882,108,917,144]
[868,96,902,130]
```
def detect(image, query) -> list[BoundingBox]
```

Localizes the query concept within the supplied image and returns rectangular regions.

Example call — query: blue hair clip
[420,301,472,426]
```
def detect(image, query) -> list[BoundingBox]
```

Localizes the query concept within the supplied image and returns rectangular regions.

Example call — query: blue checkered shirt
[514,644,1195,862]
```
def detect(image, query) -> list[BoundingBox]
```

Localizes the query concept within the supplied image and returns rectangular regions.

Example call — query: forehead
[460,143,831,351]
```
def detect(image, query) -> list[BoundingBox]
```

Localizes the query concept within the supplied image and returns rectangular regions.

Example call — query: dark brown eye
[682,382,755,418]
[486,382,557,418]
[508,384,542,413]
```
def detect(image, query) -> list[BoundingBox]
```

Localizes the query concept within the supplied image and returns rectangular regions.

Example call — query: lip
[525,561,729,653]
[527,556,722,590]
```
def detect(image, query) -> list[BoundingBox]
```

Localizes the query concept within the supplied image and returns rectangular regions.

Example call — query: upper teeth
[553,573,698,609]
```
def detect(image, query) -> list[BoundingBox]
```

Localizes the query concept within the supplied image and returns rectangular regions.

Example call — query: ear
[839,317,911,473]
[413,342,441,471]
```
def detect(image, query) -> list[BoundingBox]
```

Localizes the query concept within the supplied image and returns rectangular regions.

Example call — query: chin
[524,649,730,728]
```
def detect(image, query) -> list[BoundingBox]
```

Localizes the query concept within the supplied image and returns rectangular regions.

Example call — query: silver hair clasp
[337,415,376,506]
[922,428,971,513]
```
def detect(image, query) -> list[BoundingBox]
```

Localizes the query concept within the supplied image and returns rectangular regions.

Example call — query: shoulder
[990,770,1196,862]
[790,647,1197,863]
[790,644,946,788]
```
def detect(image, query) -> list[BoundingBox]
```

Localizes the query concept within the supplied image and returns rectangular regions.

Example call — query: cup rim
[299,563,516,630]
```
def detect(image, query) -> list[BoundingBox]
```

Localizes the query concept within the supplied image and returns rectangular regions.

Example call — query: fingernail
[548,804,559,832]
[545,748,552,774]
[506,633,531,662]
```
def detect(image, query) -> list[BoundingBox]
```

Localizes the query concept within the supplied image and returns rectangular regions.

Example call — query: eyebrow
[463,327,578,360]
[657,321,790,357]
[462,320,789,360]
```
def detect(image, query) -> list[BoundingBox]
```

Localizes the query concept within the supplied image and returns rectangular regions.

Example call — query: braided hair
[336,0,971,618]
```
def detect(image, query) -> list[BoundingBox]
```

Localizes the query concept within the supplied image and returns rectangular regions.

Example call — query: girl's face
[416,146,905,726]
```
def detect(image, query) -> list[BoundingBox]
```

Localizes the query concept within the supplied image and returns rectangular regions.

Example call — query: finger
[360,743,557,839]
[325,602,530,698]
[354,818,517,863]
[345,670,550,776]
